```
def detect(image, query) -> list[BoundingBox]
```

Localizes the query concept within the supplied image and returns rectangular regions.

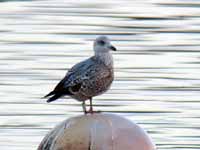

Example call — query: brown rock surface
[38,113,156,150]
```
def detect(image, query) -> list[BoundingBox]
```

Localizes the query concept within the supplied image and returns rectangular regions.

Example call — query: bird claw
[85,109,101,114]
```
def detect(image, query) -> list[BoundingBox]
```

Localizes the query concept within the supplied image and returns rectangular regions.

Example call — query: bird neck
[95,52,113,67]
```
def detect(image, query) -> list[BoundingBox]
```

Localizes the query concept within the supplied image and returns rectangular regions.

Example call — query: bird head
[93,36,116,54]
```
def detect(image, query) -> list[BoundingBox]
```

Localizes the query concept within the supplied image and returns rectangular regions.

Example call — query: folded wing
[45,57,109,102]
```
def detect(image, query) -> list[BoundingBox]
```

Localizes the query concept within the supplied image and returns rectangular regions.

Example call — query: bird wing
[64,58,95,86]
[45,57,111,102]
[58,57,110,93]
[52,57,95,93]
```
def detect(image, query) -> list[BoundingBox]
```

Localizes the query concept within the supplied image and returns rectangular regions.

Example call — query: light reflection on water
[0,0,200,149]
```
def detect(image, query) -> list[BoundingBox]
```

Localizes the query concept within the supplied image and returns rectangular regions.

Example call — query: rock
[38,113,156,150]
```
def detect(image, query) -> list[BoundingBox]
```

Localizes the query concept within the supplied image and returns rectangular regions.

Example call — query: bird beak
[109,45,117,51]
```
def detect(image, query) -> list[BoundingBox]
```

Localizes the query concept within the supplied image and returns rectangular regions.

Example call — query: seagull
[44,36,116,114]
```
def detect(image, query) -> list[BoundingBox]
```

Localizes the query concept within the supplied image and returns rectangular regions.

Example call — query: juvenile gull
[44,36,116,114]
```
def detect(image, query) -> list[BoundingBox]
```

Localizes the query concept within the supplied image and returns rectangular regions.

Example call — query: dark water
[0,0,200,149]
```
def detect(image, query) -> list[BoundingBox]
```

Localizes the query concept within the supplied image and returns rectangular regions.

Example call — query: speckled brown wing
[44,57,95,102]
[45,56,114,102]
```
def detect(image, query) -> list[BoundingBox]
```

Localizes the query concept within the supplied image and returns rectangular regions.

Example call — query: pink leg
[88,98,94,114]
[82,101,87,114]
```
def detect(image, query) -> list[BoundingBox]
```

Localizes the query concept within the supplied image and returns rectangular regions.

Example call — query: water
[0,0,200,149]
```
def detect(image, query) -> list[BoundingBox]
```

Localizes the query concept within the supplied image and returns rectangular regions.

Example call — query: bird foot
[92,110,101,113]
[85,109,101,114]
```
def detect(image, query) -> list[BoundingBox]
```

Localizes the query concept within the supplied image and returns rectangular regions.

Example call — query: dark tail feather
[44,90,62,103]
[44,88,72,102]
[44,91,55,98]
[47,94,62,103]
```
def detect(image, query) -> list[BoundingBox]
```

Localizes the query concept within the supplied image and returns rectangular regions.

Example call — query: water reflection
[0,0,200,150]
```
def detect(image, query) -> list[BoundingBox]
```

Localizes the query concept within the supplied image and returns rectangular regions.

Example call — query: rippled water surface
[1,0,200,149]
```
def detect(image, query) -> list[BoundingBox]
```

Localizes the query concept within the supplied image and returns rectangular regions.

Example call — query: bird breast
[95,52,113,68]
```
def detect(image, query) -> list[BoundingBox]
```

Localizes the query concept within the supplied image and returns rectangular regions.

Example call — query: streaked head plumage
[94,36,116,53]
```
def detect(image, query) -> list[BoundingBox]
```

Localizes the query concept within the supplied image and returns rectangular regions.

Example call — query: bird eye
[98,40,105,45]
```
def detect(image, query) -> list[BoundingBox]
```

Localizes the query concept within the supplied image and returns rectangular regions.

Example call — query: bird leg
[88,98,94,114]
[82,101,87,114]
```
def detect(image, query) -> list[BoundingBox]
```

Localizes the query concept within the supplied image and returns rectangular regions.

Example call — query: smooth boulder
[38,113,156,150]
